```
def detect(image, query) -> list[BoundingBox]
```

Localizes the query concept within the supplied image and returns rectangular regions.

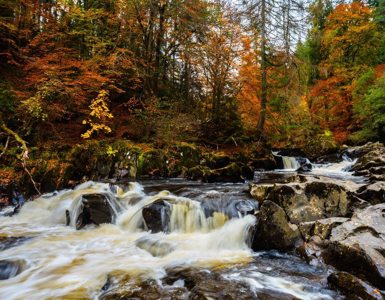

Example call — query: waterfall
[282,156,301,170]
[0,181,257,299]
[0,181,336,300]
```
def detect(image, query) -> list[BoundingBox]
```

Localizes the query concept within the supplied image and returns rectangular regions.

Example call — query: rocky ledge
[250,142,385,298]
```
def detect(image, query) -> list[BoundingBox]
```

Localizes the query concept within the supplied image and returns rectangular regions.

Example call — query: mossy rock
[202,153,231,169]
[137,149,168,177]
[168,143,201,169]
[186,166,211,180]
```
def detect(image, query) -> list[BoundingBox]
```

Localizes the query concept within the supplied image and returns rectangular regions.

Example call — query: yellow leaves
[323,2,378,65]
[81,89,114,139]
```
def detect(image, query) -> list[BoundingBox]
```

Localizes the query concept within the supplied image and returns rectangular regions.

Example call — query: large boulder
[251,180,350,224]
[324,204,385,289]
[73,194,117,230]
[252,200,303,251]
[350,142,385,181]
[356,182,385,205]
[142,200,171,233]
[250,154,277,170]
[346,142,385,159]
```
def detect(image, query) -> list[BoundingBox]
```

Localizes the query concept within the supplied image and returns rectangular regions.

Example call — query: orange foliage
[310,76,352,142]
[237,36,261,132]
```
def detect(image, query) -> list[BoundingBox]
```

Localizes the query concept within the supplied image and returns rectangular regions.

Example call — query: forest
[2,1,385,299]
[1,0,385,196]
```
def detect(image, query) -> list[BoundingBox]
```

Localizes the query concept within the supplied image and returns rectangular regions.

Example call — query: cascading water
[0,180,338,299]
[282,156,301,170]
[310,154,365,182]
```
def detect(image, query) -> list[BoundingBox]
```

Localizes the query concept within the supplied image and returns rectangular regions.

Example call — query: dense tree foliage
[1,0,384,155]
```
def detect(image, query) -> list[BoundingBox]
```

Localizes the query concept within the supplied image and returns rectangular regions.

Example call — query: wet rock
[356,182,385,205]
[0,236,30,251]
[328,271,384,300]
[313,217,349,240]
[296,235,329,266]
[324,204,385,289]
[252,200,303,251]
[346,142,385,159]
[263,181,350,224]
[75,194,115,230]
[250,154,277,170]
[100,278,189,300]
[297,157,312,172]
[101,268,257,300]
[187,163,253,183]
[203,163,250,183]
[166,268,257,300]
[350,142,385,181]
[0,259,25,280]
[142,200,171,233]
[136,236,175,257]
[234,200,258,217]
[298,221,315,241]
[249,184,274,203]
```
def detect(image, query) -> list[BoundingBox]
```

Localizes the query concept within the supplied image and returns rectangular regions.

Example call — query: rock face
[349,142,385,181]
[356,182,385,205]
[324,204,385,289]
[252,200,302,251]
[250,180,350,224]
[142,200,171,233]
[75,194,115,230]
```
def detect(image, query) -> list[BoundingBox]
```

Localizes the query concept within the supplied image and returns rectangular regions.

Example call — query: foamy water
[0,181,337,299]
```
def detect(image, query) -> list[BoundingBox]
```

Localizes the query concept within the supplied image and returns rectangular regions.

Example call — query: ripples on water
[0,177,342,299]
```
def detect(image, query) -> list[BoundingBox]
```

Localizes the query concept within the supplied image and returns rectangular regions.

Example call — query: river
[0,157,358,299]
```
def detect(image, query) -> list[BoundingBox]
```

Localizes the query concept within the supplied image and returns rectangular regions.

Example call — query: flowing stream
[0,176,345,299]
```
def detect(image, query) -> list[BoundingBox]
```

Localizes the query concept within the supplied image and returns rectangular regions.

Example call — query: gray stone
[252,200,302,251]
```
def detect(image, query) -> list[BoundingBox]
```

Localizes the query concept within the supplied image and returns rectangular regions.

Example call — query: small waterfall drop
[0,180,338,300]
[282,156,301,170]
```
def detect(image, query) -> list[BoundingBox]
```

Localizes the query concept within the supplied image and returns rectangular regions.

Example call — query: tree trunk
[257,0,267,136]
[154,1,166,94]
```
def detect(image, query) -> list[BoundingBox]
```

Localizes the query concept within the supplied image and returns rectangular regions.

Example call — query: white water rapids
[0,181,337,299]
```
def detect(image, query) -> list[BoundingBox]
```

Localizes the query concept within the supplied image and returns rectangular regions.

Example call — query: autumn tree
[308,2,381,142]
[242,0,306,136]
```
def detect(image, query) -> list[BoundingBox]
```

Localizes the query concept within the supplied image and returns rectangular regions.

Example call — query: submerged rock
[252,200,302,251]
[0,236,30,251]
[142,200,171,233]
[0,259,25,280]
[136,236,175,257]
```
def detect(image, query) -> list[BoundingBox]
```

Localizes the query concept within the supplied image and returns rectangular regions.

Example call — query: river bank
[1,141,385,299]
